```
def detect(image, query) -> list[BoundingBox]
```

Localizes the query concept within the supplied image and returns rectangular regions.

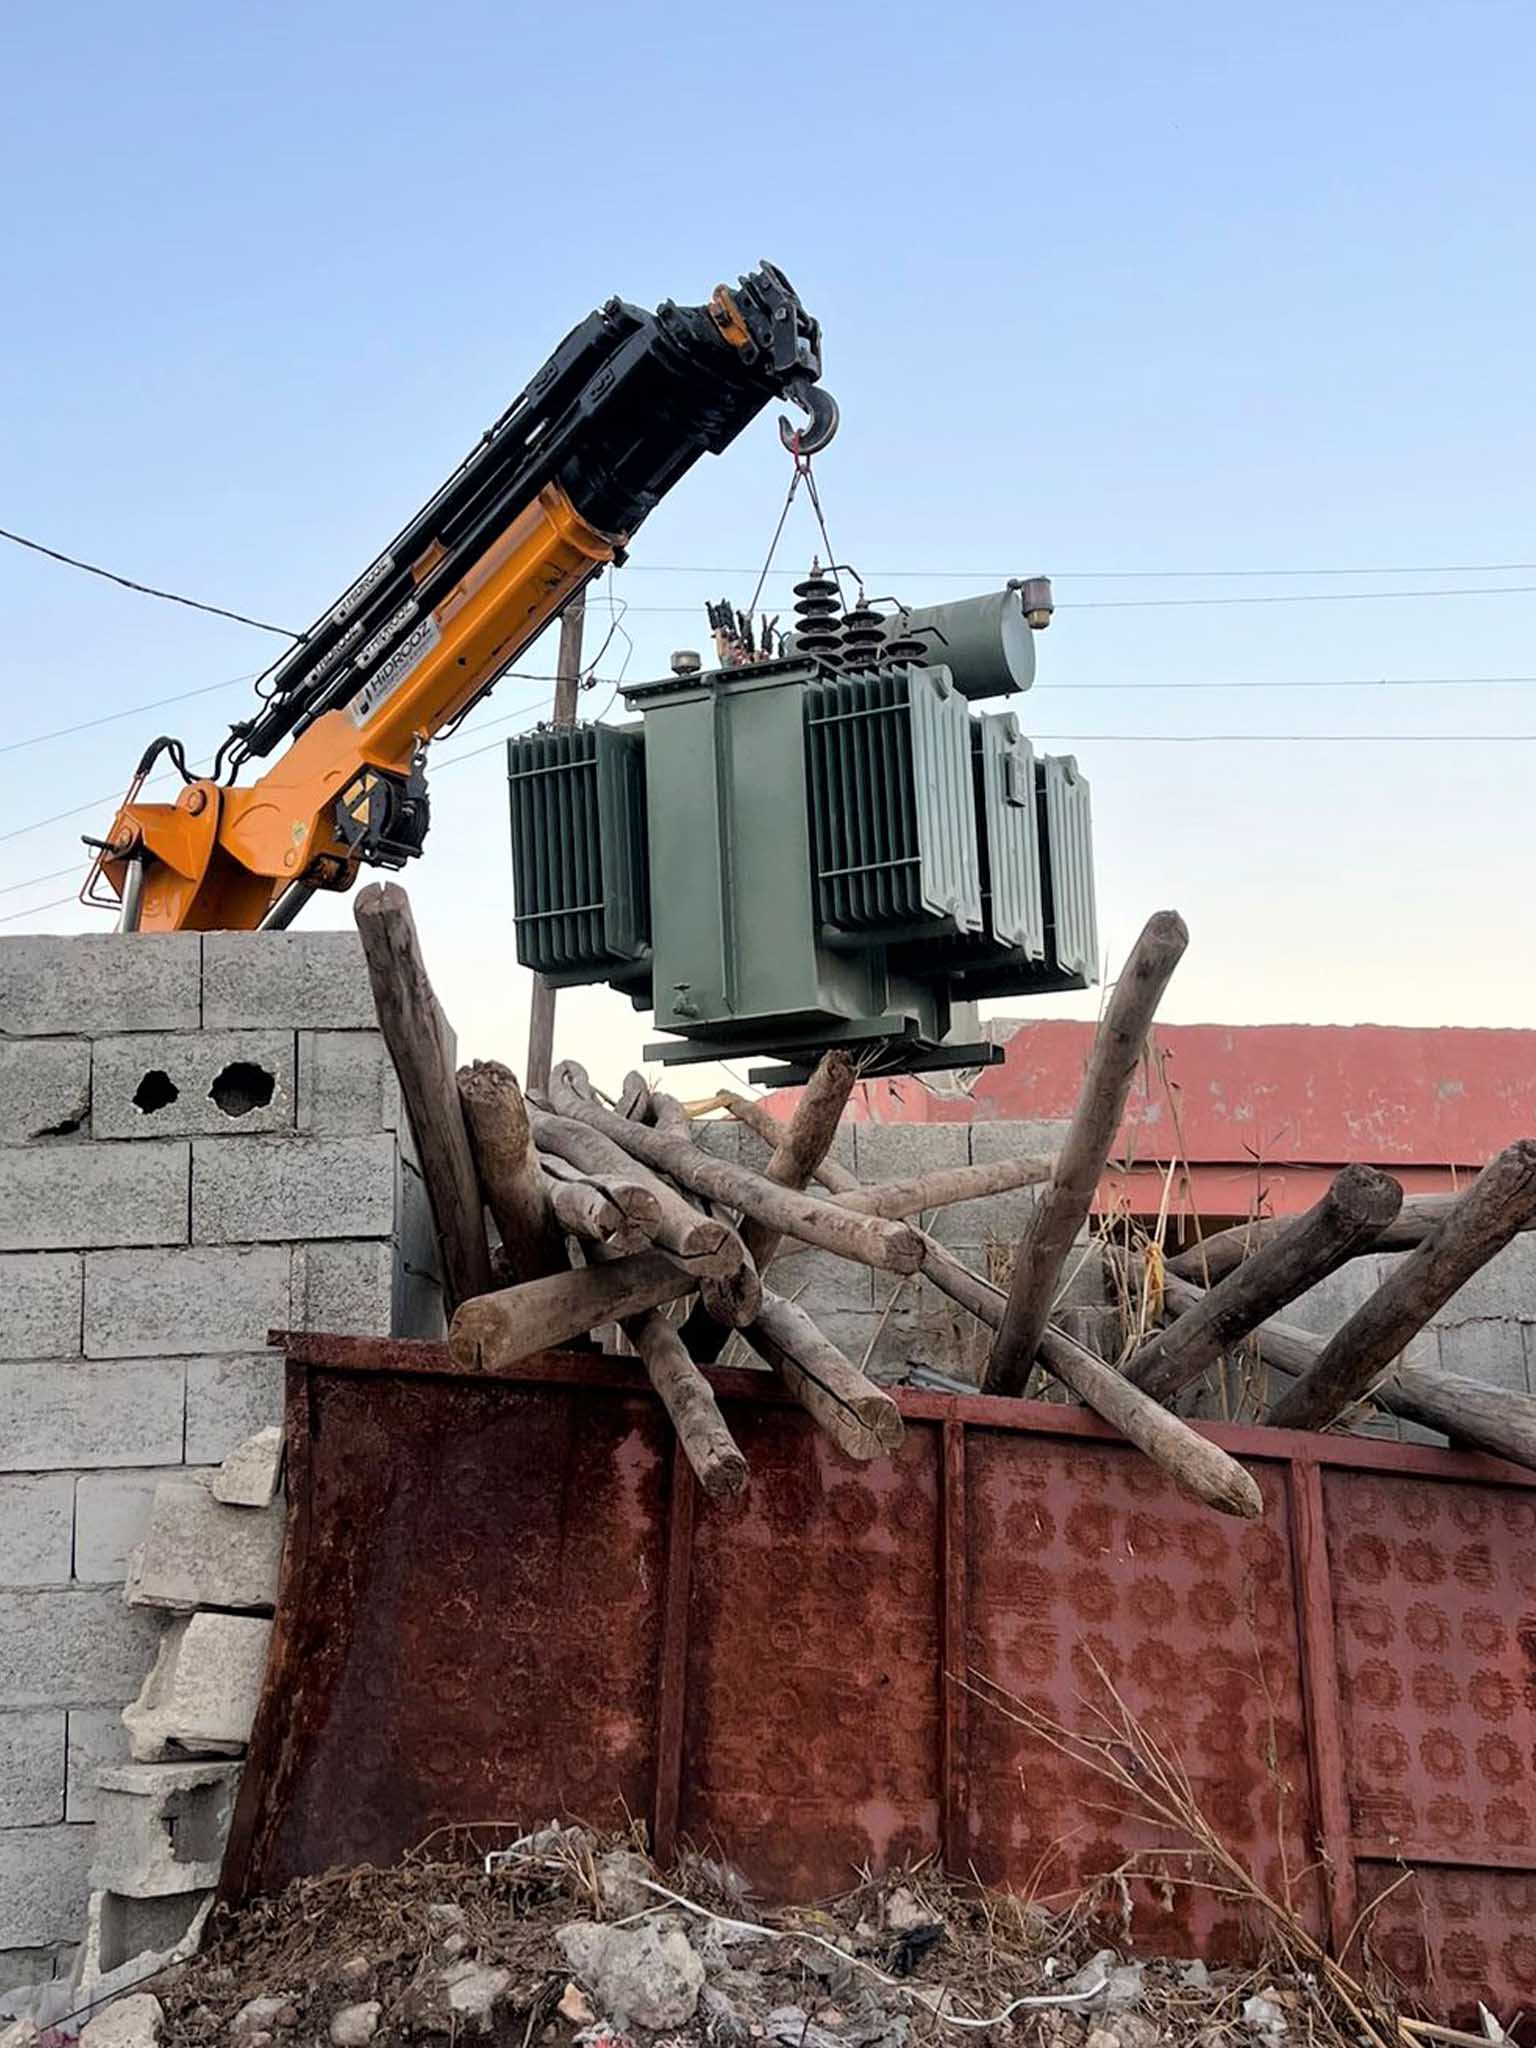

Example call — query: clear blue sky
[4,1,1533,1077]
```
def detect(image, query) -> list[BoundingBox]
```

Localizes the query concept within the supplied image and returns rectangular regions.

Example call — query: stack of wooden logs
[353,885,1536,1519]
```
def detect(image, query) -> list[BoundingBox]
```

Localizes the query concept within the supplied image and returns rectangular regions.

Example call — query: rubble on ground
[54,1830,1409,2048]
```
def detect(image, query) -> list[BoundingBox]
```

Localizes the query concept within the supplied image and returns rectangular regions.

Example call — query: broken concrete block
[0,1039,91,1145]
[74,1890,210,2011]
[211,1427,284,1508]
[556,1921,704,2031]
[79,1991,162,2048]
[123,1479,283,1614]
[67,1709,132,1820]
[123,1612,271,1761]
[91,1032,295,1142]
[90,1762,241,1898]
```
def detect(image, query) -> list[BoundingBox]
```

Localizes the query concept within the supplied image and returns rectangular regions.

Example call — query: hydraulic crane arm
[90,262,836,933]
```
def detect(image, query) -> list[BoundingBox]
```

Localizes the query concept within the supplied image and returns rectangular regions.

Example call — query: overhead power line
[0,526,303,638]
[0,672,257,758]
[579,583,1536,617]
[626,560,1536,581]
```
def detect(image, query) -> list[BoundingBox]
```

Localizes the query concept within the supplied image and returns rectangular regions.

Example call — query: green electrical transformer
[507,581,1097,1084]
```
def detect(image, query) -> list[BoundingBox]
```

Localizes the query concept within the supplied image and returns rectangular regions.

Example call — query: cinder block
[0,1478,74,1587]
[123,1613,270,1761]
[184,1355,283,1465]
[0,1711,65,1826]
[0,1823,92,1945]
[1438,1318,1529,1391]
[771,1244,873,1314]
[84,1246,290,1357]
[66,1708,131,1821]
[76,1887,210,2002]
[0,1041,91,1145]
[211,1428,282,1509]
[0,936,199,1039]
[192,1133,396,1245]
[1415,1236,1536,1324]
[289,1239,393,1337]
[91,1761,241,1897]
[75,1469,206,1583]
[295,1031,397,1134]
[932,1178,1040,1248]
[91,1032,295,1142]
[692,1123,739,1165]
[0,1255,81,1361]
[968,1118,1071,1164]
[0,1591,162,1710]
[201,931,376,1030]
[1,1360,184,1472]
[124,1479,283,1615]
[0,1145,189,1255]
[1279,1260,1375,1339]
[0,1947,67,1994]
[853,1121,968,1182]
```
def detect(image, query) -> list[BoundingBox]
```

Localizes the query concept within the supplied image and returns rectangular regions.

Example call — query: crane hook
[778,375,840,455]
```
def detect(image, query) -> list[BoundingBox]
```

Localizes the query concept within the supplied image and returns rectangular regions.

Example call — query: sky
[3,0,1534,1088]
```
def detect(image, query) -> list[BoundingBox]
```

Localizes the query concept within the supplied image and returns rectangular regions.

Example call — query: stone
[0,1592,161,1710]
[0,937,200,1038]
[328,2002,380,2045]
[1242,1993,1288,2042]
[0,1713,65,1827]
[0,1824,92,1945]
[75,1890,211,2009]
[0,1359,185,1472]
[0,1477,73,1587]
[0,1040,91,1145]
[1180,1960,1210,1991]
[0,2021,40,2048]
[123,1612,270,1760]
[1063,1951,1144,2011]
[1085,2030,1122,2048]
[0,1255,82,1361]
[440,1961,512,2027]
[124,1480,283,1613]
[0,1142,189,1254]
[85,1247,290,1358]
[233,1996,293,2035]
[201,933,377,1031]
[211,1427,284,1508]
[557,1920,704,2031]
[90,1761,241,1897]
[295,1033,398,1135]
[75,1469,207,1584]
[184,1355,283,1464]
[91,1033,296,1142]
[79,1992,163,2048]
[595,1848,656,1918]
[66,1709,132,1820]
[192,1135,397,1246]
[557,1983,596,2026]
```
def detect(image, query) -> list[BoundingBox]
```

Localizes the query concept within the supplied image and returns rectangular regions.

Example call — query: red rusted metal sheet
[225,1338,1536,2025]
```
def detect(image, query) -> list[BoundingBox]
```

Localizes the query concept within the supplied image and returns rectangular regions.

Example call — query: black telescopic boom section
[232,263,827,766]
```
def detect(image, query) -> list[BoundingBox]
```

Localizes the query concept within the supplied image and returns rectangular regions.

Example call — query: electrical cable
[621,558,1536,581]
[0,525,302,638]
[0,672,257,758]
[540,582,1536,616]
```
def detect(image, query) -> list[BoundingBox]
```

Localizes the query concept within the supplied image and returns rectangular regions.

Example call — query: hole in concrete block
[133,1070,180,1115]
[210,1061,276,1118]
[98,1892,203,1973]
[35,1112,84,1138]
[166,1781,232,1863]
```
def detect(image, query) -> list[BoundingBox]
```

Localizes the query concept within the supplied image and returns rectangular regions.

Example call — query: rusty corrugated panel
[224,1339,1536,2026]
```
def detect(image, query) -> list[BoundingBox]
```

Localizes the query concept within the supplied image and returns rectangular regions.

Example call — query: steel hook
[778,375,840,455]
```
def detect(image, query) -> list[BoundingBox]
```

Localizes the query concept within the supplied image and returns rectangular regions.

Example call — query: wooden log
[1172,1190,1536,1284]
[698,1253,764,1330]
[718,1091,856,1195]
[680,1051,856,1363]
[541,1169,630,1246]
[353,884,492,1312]
[617,1070,654,1123]
[1269,1142,1536,1430]
[622,1310,748,1499]
[983,911,1189,1395]
[1136,1254,1536,1472]
[1126,1165,1405,1405]
[910,1240,1262,1514]
[448,1252,694,1371]
[1039,1324,1262,1518]
[538,1149,664,1233]
[531,1111,737,1272]
[836,1155,1054,1219]
[457,1060,567,1285]
[745,1290,904,1460]
[548,1061,923,1273]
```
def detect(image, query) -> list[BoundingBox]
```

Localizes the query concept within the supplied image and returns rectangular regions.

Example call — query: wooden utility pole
[525,593,587,1097]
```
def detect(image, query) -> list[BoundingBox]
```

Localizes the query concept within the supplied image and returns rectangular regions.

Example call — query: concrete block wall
[0,931,441,1974]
